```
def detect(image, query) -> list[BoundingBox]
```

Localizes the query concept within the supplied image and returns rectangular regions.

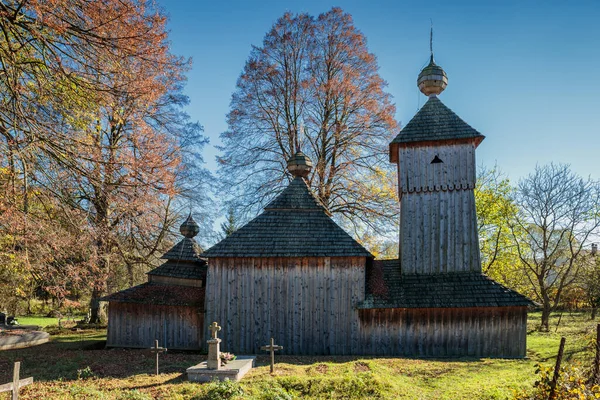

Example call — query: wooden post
[0,362,33,400]
[150,339,167,375]
[11,362,19,400]
[261,337,283,373]
[549,337,566,400]
[593,324,600,385]
[555,313,563,333]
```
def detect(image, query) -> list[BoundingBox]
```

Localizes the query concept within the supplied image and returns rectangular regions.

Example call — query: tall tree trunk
[89,286,105,324]
[541,302,551,332]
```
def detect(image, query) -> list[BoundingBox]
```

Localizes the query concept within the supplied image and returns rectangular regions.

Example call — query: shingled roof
[100,283,205,309]
[390,95,484,150]
[202,176,372,258]
[360,260,533,309]
[147,261,206,280]
[160,237,204,262]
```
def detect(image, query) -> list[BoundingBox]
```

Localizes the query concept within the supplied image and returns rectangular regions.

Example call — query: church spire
[417,24,448,97]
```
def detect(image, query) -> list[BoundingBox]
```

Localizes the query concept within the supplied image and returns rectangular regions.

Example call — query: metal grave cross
[0,362,33,400]
[150,339,167,375]
[261,337,283,373]
[209,321,221,339]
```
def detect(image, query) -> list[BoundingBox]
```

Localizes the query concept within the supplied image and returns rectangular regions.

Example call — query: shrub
[257,385,294,400]
[197,379,244,400]
[77,366,96,380]
[514,362,600,399]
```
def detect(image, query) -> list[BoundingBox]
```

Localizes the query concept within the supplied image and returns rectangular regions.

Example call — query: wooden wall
[358,306,527,358]
[106,302,204,350]
[203,257,365,355]
[397,143,477,194]
[400,190,481,274]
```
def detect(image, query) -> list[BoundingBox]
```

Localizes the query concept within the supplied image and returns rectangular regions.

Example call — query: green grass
[14,315,84,328]
[0,311,597,399]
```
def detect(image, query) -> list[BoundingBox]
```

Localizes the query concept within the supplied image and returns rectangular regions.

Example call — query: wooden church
[103,51,532,358]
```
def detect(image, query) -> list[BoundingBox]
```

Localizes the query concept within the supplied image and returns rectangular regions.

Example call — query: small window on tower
[431,155,443,164]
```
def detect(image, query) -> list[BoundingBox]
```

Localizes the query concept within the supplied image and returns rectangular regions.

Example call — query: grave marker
[0,362,33,400]
[150,339,167,375]
[207,321,222,370]
[261,337,283,373]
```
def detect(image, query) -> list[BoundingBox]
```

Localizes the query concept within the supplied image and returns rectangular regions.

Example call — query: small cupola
[417,55,447,97]
[287,151,313,178]
[180,213,200,238]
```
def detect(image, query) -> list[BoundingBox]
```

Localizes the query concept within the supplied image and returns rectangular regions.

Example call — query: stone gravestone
[186,321,256,382]
[207,321,221,370]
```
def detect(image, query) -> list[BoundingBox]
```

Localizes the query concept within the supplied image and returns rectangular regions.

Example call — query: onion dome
[417,55,448,97]
[180,214,200,238]
[287,151,313,178]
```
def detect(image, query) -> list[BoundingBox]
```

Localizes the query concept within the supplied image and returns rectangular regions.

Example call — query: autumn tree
[219,8,398,233]
[510,164,600,331]
[0,0,212,321]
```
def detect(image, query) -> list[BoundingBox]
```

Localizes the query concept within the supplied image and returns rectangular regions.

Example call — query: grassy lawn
[16,316,58,328]
[0,311,597,399]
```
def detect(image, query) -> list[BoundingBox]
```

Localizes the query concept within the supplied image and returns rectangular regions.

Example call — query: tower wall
[397,142,481,274]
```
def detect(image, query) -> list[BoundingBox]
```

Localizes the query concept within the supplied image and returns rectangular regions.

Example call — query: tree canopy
[0,0,212,320]
[218,8,398,235]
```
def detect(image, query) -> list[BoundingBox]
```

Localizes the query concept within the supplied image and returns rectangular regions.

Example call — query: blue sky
[163,0,600,183]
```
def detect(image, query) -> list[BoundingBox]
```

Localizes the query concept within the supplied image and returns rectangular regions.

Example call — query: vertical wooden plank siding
[400,190,480,274]
[204,257,366,355]
[398,143,476,193]
[106,303,203,350]
[397,143,481,275]
[358,306,527,358]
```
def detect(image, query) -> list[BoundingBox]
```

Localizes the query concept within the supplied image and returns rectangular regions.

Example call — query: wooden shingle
[360,259,534,309]
[100,283,205,309]
[202,177,372,258]
[391,96,484,145]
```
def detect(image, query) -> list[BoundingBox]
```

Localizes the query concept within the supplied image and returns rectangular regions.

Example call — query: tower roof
[389,96,484,163]
[150,214,206,278]
[202,154,372,258]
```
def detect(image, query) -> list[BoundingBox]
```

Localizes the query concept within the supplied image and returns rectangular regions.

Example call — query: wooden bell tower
[390,51,485,275]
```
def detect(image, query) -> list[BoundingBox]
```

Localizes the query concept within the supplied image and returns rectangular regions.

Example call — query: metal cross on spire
[430,19,434,62]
